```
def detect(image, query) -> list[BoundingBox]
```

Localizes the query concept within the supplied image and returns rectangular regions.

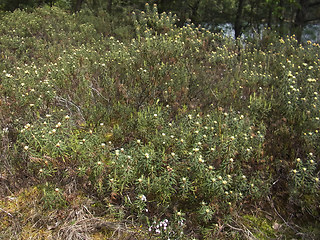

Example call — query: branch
[308,1,320,8]
[55,96,85,122]
[304,17,320,23]
[0,207,13,217]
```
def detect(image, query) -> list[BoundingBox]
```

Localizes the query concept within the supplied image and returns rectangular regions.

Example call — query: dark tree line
[1,0,320,41]
[155,0,320,41]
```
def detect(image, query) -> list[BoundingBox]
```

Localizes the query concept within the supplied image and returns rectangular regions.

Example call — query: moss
[242,214,277,239]
[91,232,112,239]
[0,186,41,220]
[0,186,51,238]
[19,223,53,240]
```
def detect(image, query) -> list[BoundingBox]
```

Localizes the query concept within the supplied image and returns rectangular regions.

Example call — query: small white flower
[24,145,29,150]
[307,78,316,82]
[198,156,204,163]
[139,194,147,202]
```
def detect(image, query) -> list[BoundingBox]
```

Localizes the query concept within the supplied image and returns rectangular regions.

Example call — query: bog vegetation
[0,4,319,239]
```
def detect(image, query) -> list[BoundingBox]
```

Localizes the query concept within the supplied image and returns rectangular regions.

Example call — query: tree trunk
[293,0,307,43]
[267,5,272,28]
[73,0,84,12]
[278,0,285,36]
[189,0,201,24]
[234,0,245,39]
[107,0,113,13]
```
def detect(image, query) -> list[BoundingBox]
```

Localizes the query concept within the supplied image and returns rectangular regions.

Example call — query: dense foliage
[0,4,319,239]
[1,0,320,42]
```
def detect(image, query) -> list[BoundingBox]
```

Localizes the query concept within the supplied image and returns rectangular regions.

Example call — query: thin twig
[267,195,298,233]
[226,223,244,232]
[55,95,85,121]
[89,83,110,103]
[0,207,13,217]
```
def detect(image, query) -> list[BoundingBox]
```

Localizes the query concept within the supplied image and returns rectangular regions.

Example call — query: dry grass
[57,204,130,240]
[0,187,139,240]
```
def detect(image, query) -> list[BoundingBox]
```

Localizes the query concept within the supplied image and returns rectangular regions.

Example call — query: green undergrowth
[0,3,319,239]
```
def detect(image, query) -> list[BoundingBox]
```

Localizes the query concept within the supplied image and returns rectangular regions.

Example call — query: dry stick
[227,220,258,240]
[267,195,298,233]
[234,220,259,240]
[0,207,13,217]
[89,83,110,102]
[55,96,85,122]
[226,223,244,232]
